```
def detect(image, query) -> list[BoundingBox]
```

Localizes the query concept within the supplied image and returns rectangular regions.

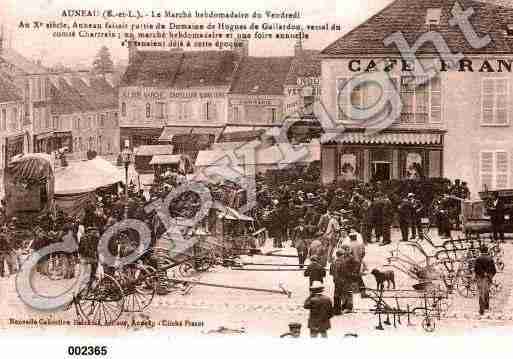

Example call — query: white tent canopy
[54,157,124,195]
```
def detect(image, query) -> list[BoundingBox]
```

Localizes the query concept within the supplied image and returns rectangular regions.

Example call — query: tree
[92,46,114,75]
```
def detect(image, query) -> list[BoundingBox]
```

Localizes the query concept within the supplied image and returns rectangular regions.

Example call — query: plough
[366,284,450,333]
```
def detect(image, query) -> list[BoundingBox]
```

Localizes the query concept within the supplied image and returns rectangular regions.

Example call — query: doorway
[372,161,391,181]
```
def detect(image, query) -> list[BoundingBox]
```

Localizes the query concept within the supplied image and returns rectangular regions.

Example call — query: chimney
[235,39,249,60]
[128,40,138,65]
[294,37,303,57]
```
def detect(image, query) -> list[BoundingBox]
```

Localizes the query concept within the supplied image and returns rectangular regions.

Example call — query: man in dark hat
[305,255,326,288]
[304,281,333,338]
[489,192,505,243]
[292,218,309,268]
[398,196,412,241]
[331,246,359,314]
[474,245,497,315]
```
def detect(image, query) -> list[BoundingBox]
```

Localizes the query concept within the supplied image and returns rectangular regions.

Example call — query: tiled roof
[229,56,293,95]
[120,51,183,87]
[284,50,321,85]
[0,75,22,103]
[50,74,117,115]
[0,48,49,74]
[321,0,513,57]
[174,51,237,88]
[120,50,237,88]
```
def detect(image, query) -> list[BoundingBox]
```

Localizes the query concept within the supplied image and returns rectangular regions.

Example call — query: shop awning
[321,131,443,145]
[134,145,174,156]
[149,154,182,165]
[34,131,55,140]
[159,124,225,141]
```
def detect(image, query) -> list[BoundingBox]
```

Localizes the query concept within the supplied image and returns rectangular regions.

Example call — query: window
[100,114,106,127]
[482,78,509,125]
[233,106,240,123]
[270,108,277,123]
[203,101,217,121]
[52,116,58,129]
[400,76,429,124]
[76,118,81,130]
[1,109,6,130]
[36,78,41,101]
[178,102,191,122]
[426,8,442,25]
[480,151,509,190]
[11,108,17,130]
[337,76,441,125]
[121,102,127,117]
[156,103,165,119]
[113,112,119,126]
[146,103,151,118]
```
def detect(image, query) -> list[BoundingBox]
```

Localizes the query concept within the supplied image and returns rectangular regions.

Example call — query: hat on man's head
[407,193,415,198]
[480,245,489,253]
[310,281,324,292]
[336,248,345,256]
[310,255,319,262]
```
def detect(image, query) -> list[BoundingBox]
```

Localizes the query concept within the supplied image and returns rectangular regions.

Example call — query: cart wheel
[120,264,157,312]
[422,317,436,332]
[76,274,124,325]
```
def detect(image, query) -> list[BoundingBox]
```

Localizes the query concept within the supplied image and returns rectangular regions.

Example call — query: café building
[319,0,513,196]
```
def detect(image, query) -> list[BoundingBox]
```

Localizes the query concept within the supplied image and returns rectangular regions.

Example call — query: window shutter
[211,102,218,121]
[495,79,508,125]
[482,79,495,124]
[480,151,494,190]
[430,76,442,123]
[202,102,208,121]
[336,78,348,121]
[496,151,508,189]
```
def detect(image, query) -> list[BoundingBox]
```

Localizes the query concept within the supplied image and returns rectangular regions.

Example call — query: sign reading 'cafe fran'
[120,89,226,100]
[348,58,513,73]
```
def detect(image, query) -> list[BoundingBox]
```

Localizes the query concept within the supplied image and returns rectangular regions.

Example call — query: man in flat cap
[304,281,333,338]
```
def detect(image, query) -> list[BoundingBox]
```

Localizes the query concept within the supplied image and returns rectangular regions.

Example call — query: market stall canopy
[149,154,183,165]
[54,157,124,195]
[195,140,320,167]
[7,153,54,181]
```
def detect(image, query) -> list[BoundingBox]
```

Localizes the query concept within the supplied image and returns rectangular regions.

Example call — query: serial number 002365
[67,346,108,356]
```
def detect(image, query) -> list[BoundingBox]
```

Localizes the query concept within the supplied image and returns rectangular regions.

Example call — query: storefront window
[405,152,423,179]
[339,153,357,180]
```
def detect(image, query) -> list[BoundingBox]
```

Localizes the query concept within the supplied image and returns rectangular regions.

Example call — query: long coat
[304,294,333,331]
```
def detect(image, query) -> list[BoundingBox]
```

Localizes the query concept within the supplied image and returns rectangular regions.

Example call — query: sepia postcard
[2,0,513,349]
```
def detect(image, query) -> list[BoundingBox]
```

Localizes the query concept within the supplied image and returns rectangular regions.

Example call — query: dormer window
[251,85,259,92]
[199,78,205,83]
[506,24,513,36]
[426,8,441,26]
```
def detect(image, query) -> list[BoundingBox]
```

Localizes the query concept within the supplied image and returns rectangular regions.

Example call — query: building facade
[119,45,242,150]
[48,73,119,159]
[0,75,24,171]
[0,40,52,155]
[319,0,513,197]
